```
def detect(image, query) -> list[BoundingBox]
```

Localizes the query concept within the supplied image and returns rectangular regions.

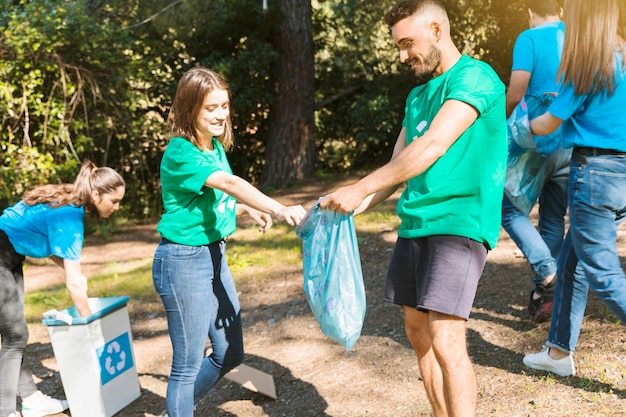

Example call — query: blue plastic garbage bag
[525,94,562,156]
[295,200,366,350]
[507,97,537,152]
[505,95,563,215]
[508,95,562,156]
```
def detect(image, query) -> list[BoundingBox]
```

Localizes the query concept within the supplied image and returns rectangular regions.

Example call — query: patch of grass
[27,291,67,312]
[228,224,303,276]
[25,225,304,322]
[25,264,155,323]
[25,205,396,324]
[88,267,155,301]
[354,205,399,233]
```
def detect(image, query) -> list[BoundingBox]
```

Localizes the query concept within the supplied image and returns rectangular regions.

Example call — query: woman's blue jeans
[501,150,570,286]
[152,239,244,417]
[546,152,626,354]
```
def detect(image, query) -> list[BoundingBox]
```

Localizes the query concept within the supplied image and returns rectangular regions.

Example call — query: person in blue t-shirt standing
[0,160,125,417]
[523,0,626,377]
[503,0,571,323]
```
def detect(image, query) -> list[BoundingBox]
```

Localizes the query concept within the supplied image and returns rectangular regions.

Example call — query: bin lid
[42,296,130,326]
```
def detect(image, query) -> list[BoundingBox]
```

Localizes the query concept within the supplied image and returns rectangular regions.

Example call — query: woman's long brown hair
[22,160,125,219]
[167,67,234,151]
[559,0,625,96]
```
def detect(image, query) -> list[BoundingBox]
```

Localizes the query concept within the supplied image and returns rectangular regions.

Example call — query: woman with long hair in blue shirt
[0,160,125,417]
[522,0,626,377]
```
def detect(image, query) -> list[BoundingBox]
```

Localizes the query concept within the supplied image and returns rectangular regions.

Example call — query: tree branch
[123,0,183,30]
[315,85,364,110]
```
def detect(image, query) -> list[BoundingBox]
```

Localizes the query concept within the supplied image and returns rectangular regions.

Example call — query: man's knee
[429,316,468,358]
[403,309,431,352]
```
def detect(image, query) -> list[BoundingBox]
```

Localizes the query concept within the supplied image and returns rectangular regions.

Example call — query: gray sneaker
[523,346,576,376]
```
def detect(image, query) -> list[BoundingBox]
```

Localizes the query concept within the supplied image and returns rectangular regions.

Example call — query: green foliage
[2,0,531,220]
[0,144,68,207]
[312,0,528,172]
[0,0,162,216]
[313,0,409,171]
[141,0,282,183]
[445,0,527,81]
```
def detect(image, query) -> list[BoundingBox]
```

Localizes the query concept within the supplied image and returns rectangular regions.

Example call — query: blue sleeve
[549,83,586,122]
[511,30,534,73]
[46,206,85,261]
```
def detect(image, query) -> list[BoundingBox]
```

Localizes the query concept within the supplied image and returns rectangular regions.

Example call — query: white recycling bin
[42,296,141,417]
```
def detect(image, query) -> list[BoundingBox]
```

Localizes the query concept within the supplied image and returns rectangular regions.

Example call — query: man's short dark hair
[384,0,446,27]
[525,0,561,17]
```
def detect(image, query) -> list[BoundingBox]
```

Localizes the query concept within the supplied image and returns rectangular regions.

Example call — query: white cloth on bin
[43,309,73,325]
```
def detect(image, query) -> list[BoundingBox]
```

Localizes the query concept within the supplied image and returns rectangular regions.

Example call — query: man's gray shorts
[385,235,488,319]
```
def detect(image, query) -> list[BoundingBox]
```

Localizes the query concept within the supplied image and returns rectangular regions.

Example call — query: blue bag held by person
[505,95,563,214]
[295,200,366,350]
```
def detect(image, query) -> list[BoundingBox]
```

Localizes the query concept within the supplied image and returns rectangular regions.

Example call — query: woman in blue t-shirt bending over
[522,0,626,377]
[0,160,125,417]
[153,67,306,417]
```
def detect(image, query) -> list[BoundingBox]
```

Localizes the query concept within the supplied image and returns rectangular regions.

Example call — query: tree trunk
[261,0,315,187]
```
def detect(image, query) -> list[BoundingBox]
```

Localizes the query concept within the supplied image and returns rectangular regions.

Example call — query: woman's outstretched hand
[276,205,307,226]
[238,204,273,233]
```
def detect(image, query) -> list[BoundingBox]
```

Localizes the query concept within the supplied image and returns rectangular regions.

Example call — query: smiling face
[92,186,125,219]
[195,88,230,144]
[391,15,442,85]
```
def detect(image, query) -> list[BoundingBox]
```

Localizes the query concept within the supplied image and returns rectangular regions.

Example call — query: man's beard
[409,44,441,86]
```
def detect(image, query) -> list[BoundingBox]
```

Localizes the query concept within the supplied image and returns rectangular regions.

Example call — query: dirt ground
[21,177,626,417]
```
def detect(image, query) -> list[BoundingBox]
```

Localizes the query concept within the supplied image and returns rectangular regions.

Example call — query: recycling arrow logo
[104,340,126,375]
[96,332,134,385]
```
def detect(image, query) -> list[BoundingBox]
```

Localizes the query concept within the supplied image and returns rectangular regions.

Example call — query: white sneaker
[21,391,69,417]
[523,346,576,376]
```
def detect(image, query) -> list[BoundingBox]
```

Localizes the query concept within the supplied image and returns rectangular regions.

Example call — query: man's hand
[320,183,367,215]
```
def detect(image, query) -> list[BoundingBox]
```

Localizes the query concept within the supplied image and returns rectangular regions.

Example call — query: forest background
[7,3,626,416]
[1,0,580,221]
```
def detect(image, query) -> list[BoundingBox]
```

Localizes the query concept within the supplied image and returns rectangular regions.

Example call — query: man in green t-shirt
[321,1,507,416]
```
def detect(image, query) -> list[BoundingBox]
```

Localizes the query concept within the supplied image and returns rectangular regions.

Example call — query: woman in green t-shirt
[152,67,305,417]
